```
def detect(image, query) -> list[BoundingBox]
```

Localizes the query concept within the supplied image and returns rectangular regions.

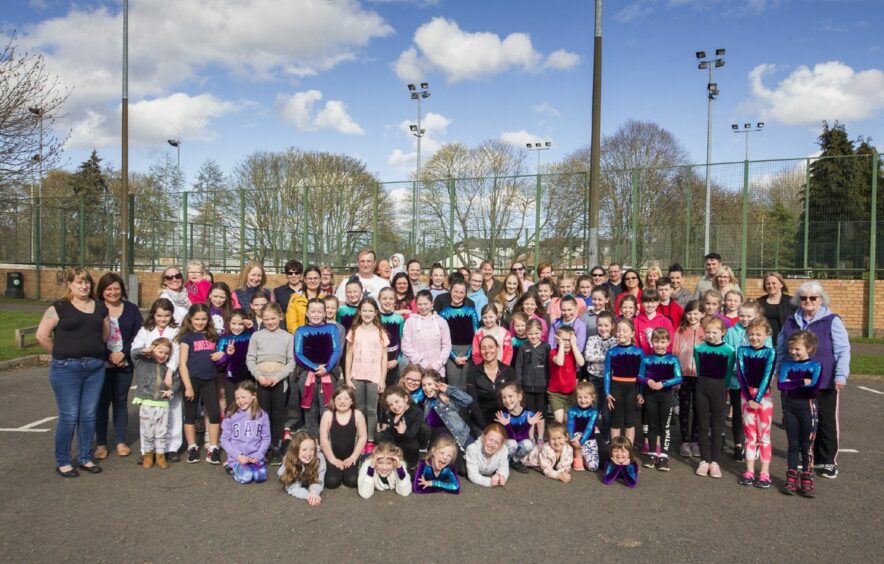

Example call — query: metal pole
[803,158,810,270]
[128,193,135,271]
[120,0,130,278]
[685,165,692,268]
[182,191,189,264]
[835,221,841,268]
[372,181,379,252]
[59,208,66,268]
[79,195,85,267]
[239,187,246,266]
[867,150,878,338]
[703,63,713,256]
[301,185,309,266]
[535,170,542,274]
[35,197,41,299]
[740,158,749,289]
[415,96,422,259]
[588,0,603,268]
[631,169,638,265]
[448,177,455,270]
[222,225,227,272]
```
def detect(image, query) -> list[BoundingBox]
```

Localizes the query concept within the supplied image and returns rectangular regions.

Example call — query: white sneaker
[709,462,722,478]
[696,461,709,476]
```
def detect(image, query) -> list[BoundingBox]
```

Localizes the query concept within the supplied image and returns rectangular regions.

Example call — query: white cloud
[276,90,364,135]
[749,61,884,125]
[533,102,561,118]
[387,111,451,169]
[394,17,579,83]
[500,130,546,148]
[615,1,657,23]
[66,93,237,149]
[15,0,391,144]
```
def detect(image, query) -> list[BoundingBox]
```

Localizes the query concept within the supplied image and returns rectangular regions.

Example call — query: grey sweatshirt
[246,328,295,384]
[464,436,510,487]
[132,347,180,403]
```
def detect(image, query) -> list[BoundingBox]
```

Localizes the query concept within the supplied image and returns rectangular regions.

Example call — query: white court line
[857,386,883,395]
[840,449,859,453]
[0,416,57,433]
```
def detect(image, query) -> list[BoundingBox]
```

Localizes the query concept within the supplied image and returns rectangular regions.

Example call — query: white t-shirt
[334,274,391,302]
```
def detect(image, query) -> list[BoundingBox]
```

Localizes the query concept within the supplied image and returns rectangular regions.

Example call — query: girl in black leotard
[318,386,367,489]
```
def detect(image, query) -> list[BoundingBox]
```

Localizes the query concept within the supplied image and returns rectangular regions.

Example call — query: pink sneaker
[363,442,375,456]
[709,462,722,478]
[696,461,710,476]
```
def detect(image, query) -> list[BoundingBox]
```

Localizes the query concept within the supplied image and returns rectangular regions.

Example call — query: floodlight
[715,48,726,56]
[696,51,706,59]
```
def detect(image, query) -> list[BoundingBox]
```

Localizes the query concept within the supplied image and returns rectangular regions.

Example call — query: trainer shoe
[281,428,293,453]
[739,471,755,486]
[207,446,222,465]
[165,451,181,463]
[754,473,771,489]
[690,443,701,457]
[800,471,816,497]
[709,462,722,478]
[696,461,710,477]
[186,446,200,464]
[268,447,282,466]
[510,460,530,474]
[679,443,692,457]
[642,455,656,469]
[655,457,670,472]
[818,464,838,479]
[783,468,799,495]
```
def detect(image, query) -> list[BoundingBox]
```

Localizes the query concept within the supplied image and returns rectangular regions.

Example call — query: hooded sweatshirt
[220,408,271,462]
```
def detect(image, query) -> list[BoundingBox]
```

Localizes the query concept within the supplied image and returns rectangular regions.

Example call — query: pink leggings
[741,391,773,463]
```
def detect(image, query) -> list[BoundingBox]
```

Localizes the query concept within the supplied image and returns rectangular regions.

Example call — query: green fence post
[448,177,456,270]
[774,224,780,270]
[182,192,189,265]
[35,197,41,299]
[740,159,749,289]
[535,172,542,274]
[630,169,638,266]
[868,150,878,338]
[835,221,841,268]
[685,166,692,269]
[239,188,246,267]
[128,193,135,272]
[301,185,309,266]
[372,182,379,253]
[803,158,810,270]
[59,208,66,268]
[222,226,228,272]
[79,195,86,267]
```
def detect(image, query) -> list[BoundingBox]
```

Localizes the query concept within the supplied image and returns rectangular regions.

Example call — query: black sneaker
[207,447,222,465]
[186,446,200,464]
[268,448,282,466]
[818,464,838,479]
[642,456,656,469]
[510,460,529,474]
[166,451,181,463]
[655,457,670,472]
[733,446,745,462]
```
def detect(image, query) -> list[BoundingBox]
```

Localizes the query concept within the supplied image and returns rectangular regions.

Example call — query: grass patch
[850,336,884,345]
[0,312,45,362]
[0,296,46,306]
[851,354,884,376]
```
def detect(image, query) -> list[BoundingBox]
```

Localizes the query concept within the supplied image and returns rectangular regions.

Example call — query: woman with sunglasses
[776,281,850,480]
[614,268,643,317]
[510,261,533,293]
[159,266,190,324]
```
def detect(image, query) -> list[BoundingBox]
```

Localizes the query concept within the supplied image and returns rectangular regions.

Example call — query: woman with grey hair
[776,280,850,479]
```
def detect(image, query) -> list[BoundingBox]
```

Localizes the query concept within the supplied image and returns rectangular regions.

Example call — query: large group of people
[35,250,851,502]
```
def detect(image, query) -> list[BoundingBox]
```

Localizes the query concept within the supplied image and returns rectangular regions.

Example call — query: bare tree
[0,32,70,193]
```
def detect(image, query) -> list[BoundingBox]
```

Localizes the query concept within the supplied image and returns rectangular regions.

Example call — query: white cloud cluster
[276,90,364,135]
[394,18,580,83]
[15,0,391,147]
[500,130,546,148]
[749,61,884,125]
[387,112,451,168]
[533,102,561,118]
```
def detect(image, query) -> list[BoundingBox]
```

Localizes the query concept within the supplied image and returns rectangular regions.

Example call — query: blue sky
[5,0,883,185]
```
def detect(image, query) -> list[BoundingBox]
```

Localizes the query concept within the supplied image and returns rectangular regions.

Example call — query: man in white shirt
[335,249,390,301]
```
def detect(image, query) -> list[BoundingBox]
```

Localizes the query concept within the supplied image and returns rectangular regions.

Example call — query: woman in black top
[36,268,110,478]
[94,273,144,460]
[757,272,795,346]
[466,335,516,436]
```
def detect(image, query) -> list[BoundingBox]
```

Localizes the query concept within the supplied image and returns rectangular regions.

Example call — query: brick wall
[3,267,883,336]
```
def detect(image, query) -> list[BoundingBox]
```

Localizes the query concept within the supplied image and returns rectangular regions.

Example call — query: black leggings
[785,395,818,470]
[257,381,286,447]
[183,378,220,424]
[644,388,675,455]
[696,377,726,463]
[324,463,359,489]
[678,378,700,444]
[728,388,744,448]
[610,380,638,430]
[814,388,838,467]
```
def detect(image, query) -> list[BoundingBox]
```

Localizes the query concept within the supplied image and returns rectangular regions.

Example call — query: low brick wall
[2,267,883,336]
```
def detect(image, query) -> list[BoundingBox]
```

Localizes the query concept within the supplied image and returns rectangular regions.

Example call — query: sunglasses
[624,276,638,281]
[512,267,525,272]
[286,271,302,276]
[591,273,605,277]
[164,273,183,280]
[799,296,819,302]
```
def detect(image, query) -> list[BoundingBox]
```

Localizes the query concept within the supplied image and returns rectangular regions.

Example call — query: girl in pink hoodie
[401,290,452,380]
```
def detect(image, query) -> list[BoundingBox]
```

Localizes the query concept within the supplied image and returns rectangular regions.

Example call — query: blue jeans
[49,358,106,467]
[95,366,134,446]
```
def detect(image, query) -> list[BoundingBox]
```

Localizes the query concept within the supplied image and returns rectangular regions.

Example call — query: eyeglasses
[404,378,421,385]
[286,271,302,276]
[799,296,819,303]
[164,273,183,280]
[624,276,638,281]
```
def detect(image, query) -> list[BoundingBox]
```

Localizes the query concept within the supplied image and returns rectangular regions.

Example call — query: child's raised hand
[244,319,254,329]
[494,411,510,426]
[437,382,448,393]
[417,476,432,490]
[226,342,235,355]
[306,492,321,506]
[803,378,812,386]
[606,394,615,411]
[527,411,543,426]
[142,345,153,356]
[210,351,224,362]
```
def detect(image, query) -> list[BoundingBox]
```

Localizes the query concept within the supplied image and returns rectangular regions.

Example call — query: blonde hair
[371,442,404,465]
[237,262,267,290]
[59,267,95,301]
[425,435,458,464]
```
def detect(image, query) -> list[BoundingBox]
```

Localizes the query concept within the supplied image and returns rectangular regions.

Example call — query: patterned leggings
[741,391,773,463]
[229,461,268,484]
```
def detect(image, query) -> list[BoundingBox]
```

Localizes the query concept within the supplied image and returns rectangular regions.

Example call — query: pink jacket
[401,312,452,378]
[546,297,587,323]
[471,326,513,366]
[673,325,705,377]
[634,313,674,355]
[523,443,574,480]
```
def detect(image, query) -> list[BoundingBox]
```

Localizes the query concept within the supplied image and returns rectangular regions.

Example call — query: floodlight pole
[697,49,725,256]
[121,0,130,276]
[588,0,603,270]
